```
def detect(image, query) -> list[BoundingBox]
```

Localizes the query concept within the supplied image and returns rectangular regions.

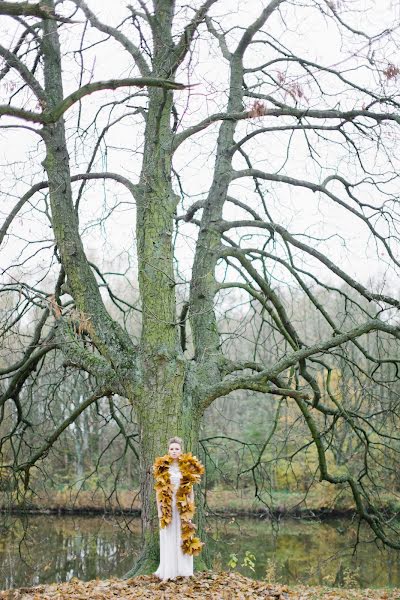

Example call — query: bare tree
[1,0,400,575]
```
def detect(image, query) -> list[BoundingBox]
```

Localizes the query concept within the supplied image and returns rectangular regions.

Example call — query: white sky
[1,0,400,311]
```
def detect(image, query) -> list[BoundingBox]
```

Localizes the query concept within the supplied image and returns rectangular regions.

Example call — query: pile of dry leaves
[0,571,398,599]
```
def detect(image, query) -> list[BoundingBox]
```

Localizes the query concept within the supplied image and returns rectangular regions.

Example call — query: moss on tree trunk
[124,359,208,576]
[40,0,214,578]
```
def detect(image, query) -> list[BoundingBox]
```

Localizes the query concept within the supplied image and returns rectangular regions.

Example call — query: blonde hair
[168,436,183,451]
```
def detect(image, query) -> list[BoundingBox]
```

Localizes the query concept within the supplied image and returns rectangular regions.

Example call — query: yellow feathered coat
[153,452,205,556]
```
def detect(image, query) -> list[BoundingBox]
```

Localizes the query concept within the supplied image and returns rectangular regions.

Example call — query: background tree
[1,0,400,575]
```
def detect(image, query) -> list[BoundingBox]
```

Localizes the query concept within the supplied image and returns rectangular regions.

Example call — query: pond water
[0,513,399,591]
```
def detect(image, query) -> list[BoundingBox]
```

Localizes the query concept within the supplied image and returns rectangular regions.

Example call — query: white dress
[154,463,194,580]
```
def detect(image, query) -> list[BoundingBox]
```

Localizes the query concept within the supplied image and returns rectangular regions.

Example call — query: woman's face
[168,443,182,459]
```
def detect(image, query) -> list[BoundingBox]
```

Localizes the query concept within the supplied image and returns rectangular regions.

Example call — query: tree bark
[5,0,399,574]
[123,1,210,573]
[125,376,205,576]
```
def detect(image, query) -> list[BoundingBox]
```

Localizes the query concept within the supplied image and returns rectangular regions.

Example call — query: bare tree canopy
[1,0,400,574]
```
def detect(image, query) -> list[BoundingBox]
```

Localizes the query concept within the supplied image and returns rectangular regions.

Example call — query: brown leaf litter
[0,571,398,599]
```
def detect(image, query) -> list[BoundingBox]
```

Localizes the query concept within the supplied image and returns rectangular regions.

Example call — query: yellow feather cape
[153,452,205,556]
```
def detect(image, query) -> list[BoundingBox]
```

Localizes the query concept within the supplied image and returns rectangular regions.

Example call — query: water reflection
[0,514,141,590]
[209,516,400,589]
[0,513,399,591]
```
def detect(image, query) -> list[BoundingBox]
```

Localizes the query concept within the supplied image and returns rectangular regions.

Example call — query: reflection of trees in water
[1,0,400,576]
[1,514,399,589]
[209,516,400,588]
[0,515,141,589]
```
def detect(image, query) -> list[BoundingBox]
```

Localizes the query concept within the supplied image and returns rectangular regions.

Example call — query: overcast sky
[1,0,399,308]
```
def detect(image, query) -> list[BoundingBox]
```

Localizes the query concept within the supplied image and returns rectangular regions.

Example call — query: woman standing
[153,437,205,581]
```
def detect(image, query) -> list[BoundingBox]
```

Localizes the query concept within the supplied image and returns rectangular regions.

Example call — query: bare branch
[0,43,45,100]
[0,1,77,22]
[219,224,399,308]
[0,172,137,247]
[71,0,150,76]
[201,319,400,408]
[235,0,286,58]
[172,0,218,70]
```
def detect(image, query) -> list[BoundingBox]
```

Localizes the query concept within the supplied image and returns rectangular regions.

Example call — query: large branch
[218,221,399,308]
[53,317,121,382]
[200,319,400,409]
[243,95,400,126]
[0,104,43,122]
[231,169,400,268]
[171,0,218,71]
[235,0,285,58]
[0,308,50,376]
[0,172,137,247]
[14,387,112,471]
[71,0,150,76]
[189,0,286,364]
[172,111,249,150]
[172,103,400,151]
[0,43,46,100]
[40,6,135,367]
[0,342,58,408]
[47,77,186,122]
[0,1,75,21]
[0,77,188,123]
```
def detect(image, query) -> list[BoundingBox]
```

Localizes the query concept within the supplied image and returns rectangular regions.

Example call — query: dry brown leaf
[1,572,399,600]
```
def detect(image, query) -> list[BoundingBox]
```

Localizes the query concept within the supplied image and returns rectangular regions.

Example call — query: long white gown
[154,462,194,580]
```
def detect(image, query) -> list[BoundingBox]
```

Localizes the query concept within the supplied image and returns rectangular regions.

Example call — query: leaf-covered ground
[0,572,398,599]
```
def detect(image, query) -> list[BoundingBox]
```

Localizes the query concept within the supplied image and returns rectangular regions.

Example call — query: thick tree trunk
[124,362,207,576]
[124,2,203,573]
[41,0,211,578]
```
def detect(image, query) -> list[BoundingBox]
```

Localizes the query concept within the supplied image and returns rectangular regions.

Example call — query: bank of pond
[0,513,399,592]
